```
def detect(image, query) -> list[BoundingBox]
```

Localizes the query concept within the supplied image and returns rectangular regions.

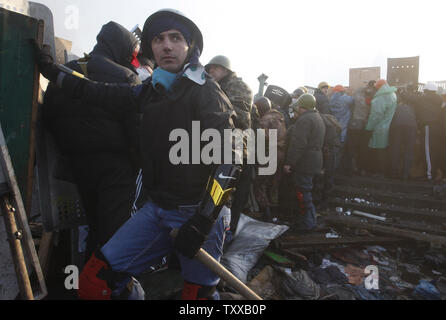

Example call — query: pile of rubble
[93,175,446,300]
[209,175,446,300]
[214,174,446,300]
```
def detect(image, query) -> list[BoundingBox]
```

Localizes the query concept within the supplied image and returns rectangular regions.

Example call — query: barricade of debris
[214,215,446,300]
[25,173,446,300]
[214,174,446,300]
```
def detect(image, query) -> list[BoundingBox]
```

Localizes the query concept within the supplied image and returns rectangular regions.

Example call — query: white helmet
[424,82,438,92]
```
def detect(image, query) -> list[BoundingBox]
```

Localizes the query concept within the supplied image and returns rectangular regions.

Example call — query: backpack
[320,113,342,149]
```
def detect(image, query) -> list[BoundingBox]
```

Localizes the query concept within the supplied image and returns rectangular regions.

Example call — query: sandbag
[221,214,289,283]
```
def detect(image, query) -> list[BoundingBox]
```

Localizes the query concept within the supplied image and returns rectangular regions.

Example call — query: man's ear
[185,40,196,59]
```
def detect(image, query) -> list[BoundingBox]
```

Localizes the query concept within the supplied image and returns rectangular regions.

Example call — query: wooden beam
[324,215,446,246]
[276,235,406,249]
[1,195,34,300]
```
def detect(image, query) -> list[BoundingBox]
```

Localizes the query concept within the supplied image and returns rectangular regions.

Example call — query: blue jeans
[101,201,231,294]
[293,173,317,230]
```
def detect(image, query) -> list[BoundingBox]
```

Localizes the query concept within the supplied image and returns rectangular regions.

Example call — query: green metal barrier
[0,8,40,204]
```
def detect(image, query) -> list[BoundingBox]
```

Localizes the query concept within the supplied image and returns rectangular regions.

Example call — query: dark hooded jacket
[314,89,330,115]
[55,69,237,209]
[43,21,141,156]
[401,91,443,127]
[41,22,143,252]
[285,110,326,175]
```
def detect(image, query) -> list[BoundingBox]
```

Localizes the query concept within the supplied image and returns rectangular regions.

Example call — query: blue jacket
[329,92,353,143]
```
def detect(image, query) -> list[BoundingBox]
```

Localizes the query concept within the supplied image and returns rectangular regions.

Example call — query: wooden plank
[25,19,44,217]
[324,215,446,246]
[328,197,446,221]
[1,195,33,300]
[0,125,47,299]
[277,235,405,249]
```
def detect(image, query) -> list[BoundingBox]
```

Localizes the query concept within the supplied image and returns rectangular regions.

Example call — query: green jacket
[365,84,397,149]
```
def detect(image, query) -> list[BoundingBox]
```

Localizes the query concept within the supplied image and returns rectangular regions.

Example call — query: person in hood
[365,80,398,176]
[35,9,242,300]
[42,21,143,259]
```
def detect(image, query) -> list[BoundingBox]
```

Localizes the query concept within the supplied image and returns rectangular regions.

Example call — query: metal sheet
[0,7,39,201]
[387,56,420,87]
[349,67,381,91]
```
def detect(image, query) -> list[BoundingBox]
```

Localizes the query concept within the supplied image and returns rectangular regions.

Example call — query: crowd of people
[251,78,446,226]
[33,8,446,300]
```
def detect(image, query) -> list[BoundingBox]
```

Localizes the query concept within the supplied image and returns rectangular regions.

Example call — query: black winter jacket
[401,91,443,127]
[42,21,141,156]
[58,73,238,209]
[285,110,326,175]
[314,89,330,115]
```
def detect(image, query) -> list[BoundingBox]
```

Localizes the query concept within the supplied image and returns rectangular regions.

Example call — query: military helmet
[294,93,317,110]
[141,9,203,60]
[205,55,232,72]
[318,82,330,90]
[292,88,306,98]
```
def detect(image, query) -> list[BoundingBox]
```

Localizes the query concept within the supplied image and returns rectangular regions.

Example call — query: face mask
[152,67,177,92]
[288,107,295,119]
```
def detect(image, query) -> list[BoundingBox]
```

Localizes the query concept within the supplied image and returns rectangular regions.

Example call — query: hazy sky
[28,0,446,93]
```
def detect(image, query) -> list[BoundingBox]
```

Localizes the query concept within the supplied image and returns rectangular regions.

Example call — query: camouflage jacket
[259,110,287,152]
[219,73,253,130]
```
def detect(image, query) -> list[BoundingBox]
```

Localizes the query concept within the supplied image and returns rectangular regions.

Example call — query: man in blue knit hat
[34,9,242,300]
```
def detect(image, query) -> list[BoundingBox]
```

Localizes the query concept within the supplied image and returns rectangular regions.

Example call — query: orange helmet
[333,85,345,93]
[375,79,387,90]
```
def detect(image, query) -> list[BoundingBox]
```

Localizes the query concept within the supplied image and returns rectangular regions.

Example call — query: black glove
[174,213,214,259]
[31,40,60,82]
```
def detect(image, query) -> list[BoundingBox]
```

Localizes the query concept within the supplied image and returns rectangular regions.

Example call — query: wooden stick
[1,195,34,300]
[171,229,262,300]
[195,248,263,300]
[0,126,47,299]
